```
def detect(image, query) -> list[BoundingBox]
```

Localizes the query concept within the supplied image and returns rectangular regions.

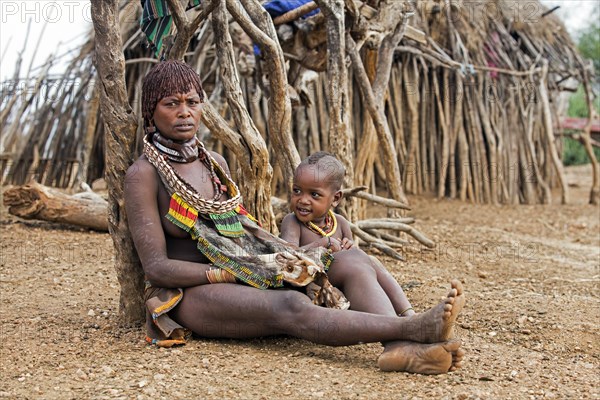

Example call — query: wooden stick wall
[1,0,596,207]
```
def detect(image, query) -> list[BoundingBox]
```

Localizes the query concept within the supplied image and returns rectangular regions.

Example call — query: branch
[342,186,411,210]
[167,0,219,60]
[346,33,407,204]
[273,1,319,25]
[191,0,220,27]
[200,101,249,160]
[373,3,412,100]
[226,0,277,51]
[356,217,416,226]
[350,223,405,261]
[228,0,300,190]
[357,220,435,248]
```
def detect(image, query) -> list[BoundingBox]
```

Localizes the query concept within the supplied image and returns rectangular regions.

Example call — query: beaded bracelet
[206,268,237,284]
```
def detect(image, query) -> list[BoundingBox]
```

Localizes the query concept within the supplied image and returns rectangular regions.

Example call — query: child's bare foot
[402,280,465,343]
[377,339,464,374]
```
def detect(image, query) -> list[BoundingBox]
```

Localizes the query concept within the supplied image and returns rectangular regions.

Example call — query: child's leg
[368,255,415,316]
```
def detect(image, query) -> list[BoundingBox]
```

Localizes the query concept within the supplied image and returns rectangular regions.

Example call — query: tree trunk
[314,0,357,220]
[578,61,600,205]
[91,0,145,325]
[539,61,568,204]
[212,2,276,232]
[228,0,300,191]
[347,34,408,205]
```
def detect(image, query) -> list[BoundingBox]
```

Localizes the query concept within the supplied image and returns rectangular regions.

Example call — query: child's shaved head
[297,151,345,191]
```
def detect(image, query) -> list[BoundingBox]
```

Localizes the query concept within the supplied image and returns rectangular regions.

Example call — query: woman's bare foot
[440,279,465,340]
[402,280,465,343]
[377,339,464,374]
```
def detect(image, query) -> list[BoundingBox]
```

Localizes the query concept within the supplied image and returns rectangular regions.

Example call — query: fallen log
[3,181,109,231]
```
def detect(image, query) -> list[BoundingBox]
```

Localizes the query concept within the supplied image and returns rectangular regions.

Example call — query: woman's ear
[146,119,156,134]
[332,190,343,207]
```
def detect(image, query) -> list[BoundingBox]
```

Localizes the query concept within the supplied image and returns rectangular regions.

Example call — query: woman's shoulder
[125,156,158,184]
[208,151,230,173]
[208,150,226,164]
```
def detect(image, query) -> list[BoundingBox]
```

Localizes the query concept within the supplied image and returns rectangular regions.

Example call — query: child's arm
[336,214,355,250]
[280,213,302,246]
[281,213,335,250]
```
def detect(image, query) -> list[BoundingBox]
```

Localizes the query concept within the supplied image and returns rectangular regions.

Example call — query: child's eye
[292,188,301,195]
[311,192,320,198]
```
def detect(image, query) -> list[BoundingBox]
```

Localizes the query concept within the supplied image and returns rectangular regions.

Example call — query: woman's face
[152,90,203,141]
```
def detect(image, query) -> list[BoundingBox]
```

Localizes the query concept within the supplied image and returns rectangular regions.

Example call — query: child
[281,152,416,317]
[281,151,353,252]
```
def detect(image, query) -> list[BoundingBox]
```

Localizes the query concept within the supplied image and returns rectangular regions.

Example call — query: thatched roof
[0,0,594,204]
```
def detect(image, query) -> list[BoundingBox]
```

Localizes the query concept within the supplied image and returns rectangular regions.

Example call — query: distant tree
[576,4,600,83]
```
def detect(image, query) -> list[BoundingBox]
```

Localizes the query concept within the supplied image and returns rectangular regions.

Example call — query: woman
[124,60,465,374]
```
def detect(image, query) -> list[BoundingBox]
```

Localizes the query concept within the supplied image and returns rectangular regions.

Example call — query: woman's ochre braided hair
[141,60,205,128]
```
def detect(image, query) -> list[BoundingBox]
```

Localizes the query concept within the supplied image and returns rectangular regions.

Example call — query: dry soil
[0,165,598,399]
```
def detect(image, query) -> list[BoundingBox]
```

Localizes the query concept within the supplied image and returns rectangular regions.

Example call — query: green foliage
[562,137,600,166]
[563,87,600,166]
[568,86,600,118]
[575,3,600,82]
[578,28,600,76]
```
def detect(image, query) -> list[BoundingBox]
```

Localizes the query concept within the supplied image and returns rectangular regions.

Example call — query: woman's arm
[124,159,212,288]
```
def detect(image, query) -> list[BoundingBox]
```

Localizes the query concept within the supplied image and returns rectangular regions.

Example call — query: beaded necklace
[305,209,337,237]
[143,134,241,214]
[152,132,200,163]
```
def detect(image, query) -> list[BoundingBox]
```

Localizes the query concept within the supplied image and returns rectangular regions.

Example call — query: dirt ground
[0,165,598,399]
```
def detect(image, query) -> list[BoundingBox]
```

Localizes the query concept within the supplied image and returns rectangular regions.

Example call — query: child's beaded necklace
[305,209,337,237]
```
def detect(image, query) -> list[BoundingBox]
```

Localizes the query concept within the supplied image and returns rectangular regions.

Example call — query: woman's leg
[170,282,464,374]
[171,281,464,344]
[172,284,402,344]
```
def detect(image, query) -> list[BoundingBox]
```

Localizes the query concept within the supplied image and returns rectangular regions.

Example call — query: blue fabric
[255,0,320,56]
[263,0,319,18]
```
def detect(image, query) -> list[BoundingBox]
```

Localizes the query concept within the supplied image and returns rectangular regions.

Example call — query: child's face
[291,165,341,225]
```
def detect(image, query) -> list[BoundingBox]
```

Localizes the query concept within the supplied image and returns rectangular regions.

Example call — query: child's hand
[321,237,342,252]
[323,236,342,253]
[340,238,354,250]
